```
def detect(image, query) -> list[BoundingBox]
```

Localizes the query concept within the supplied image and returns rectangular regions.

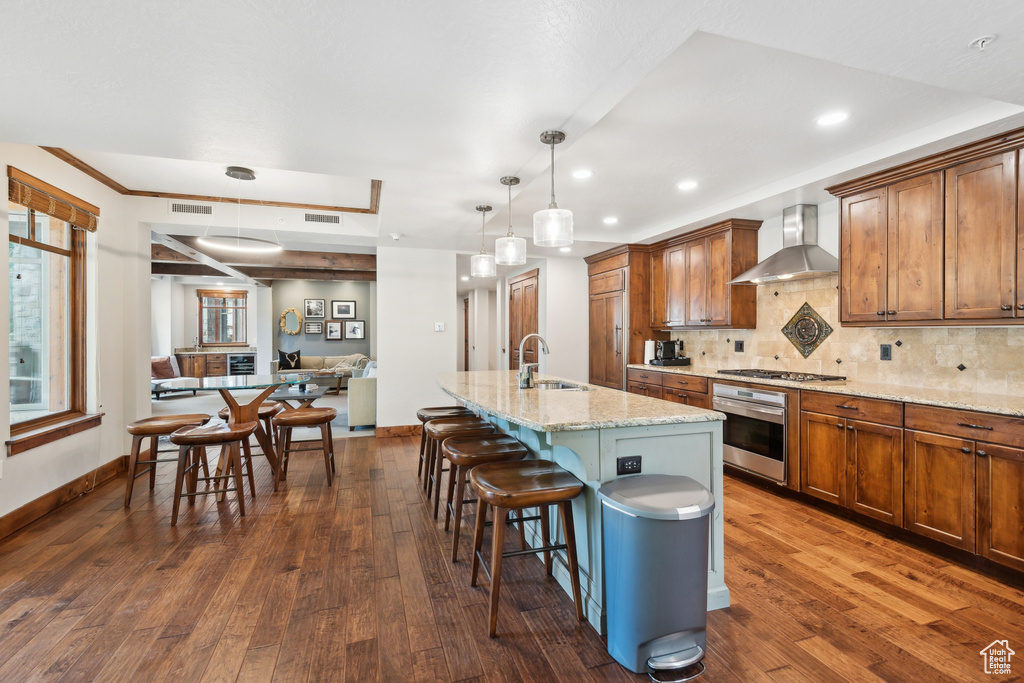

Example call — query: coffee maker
[650,340,690,366]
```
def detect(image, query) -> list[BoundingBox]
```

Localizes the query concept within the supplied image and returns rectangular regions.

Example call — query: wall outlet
[617,455,642,476]
[734,340,745,353]
[880,344,892,361]
[434,322,445,332]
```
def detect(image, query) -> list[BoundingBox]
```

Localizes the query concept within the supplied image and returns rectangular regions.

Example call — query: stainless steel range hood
[728,205,838,284]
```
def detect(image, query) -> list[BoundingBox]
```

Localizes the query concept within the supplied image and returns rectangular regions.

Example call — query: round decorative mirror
[280,307,303,335]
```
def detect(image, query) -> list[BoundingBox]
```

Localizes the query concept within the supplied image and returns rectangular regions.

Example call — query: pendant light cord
[480,206,488,251]
[548,141,558,209]
[507,182,514,237]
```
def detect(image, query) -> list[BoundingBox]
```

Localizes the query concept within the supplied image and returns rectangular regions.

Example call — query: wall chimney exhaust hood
[728,205,838,284]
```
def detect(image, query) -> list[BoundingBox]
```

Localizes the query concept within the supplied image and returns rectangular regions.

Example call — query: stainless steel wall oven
[712,382,787,484]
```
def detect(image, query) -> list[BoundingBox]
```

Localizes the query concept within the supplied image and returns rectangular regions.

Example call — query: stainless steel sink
[530,380,592,391]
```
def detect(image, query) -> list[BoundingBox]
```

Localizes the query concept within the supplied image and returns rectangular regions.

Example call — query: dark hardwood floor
[0,434,1022,681]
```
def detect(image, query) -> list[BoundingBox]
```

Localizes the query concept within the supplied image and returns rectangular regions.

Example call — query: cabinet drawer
[205,354,227,376]
[801,390,902,426]
[589,269,624,295]
[627,368,662,385]
[626,381,663,399]
[661,373,707,393]
[905,404,1024,449]
[662,387,710,409]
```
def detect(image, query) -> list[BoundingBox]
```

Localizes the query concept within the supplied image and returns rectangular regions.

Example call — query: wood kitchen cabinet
[660,373,709,409]
[650,244,685,327]
[800,391,903,525]
[977,442,1024,572]
[589,290,623,388]
[175,353,226,378]
[626,369,663,399]
[840,172,944,323]
[903,429,976,551]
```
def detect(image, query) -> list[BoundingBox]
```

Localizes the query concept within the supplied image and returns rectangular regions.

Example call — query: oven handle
[713,397,786,424]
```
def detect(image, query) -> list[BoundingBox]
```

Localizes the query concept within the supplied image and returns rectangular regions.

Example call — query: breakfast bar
[437,370,729,634]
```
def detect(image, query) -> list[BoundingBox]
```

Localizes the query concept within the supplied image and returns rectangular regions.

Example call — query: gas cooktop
[716,369,846,382]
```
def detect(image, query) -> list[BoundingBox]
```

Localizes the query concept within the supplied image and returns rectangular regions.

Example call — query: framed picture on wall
[332,300,356,319]
[344,320,365,340]
[304,322,322,334]
[325,321,343,340]
[304,299,325,318]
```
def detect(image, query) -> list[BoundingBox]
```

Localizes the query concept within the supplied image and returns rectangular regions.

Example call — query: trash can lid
[598,474,714,520]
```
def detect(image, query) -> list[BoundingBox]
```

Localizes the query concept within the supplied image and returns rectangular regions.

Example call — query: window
[8,167,94,435]
[198,290,247,346]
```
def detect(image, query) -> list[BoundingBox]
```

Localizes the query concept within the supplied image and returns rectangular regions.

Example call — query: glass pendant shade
[533,207,574,247]
[470,251,497,278]
[495,235,526,265]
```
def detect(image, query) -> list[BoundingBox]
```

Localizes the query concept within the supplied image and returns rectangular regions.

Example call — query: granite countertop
[628,364,1024,418]
[173,347,258,354]
[438,370,725,433]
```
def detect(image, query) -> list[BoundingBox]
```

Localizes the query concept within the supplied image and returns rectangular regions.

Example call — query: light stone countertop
[438,371,725,433]
[173,348,258,354]
[629,364,1024,418]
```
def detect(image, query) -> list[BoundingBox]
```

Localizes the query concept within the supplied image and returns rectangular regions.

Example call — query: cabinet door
[903,430,976,551]
[944,152,1017,320]
[683,239,707,326]
[665,245,686,326]
[704,231,731,326]
[650,249,667,327]
[976,442,1024,571]
[887,172,944,321]
[588,292,623,389]
[840,188,888,322]
[800,411,846,506]
[846,419,903,525]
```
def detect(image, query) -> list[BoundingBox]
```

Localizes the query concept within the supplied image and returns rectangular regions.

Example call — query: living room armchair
[347,363,376,430]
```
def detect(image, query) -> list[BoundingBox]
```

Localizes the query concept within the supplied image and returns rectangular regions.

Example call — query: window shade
[7,166,99,232]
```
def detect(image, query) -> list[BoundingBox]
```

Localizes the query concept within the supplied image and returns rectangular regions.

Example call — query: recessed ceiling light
[559,246,571,253]
[217,282,225,286]
[677,180,698,191]
[572,169,593,179]
[603,217,618,225]
[816,111,848,126]
[460,275,470,281]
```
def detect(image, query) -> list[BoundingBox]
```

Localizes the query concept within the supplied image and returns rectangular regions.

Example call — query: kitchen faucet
[517,333,549,388]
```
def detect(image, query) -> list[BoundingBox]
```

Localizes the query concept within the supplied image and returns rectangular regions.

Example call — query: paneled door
[508,269,539,370]
[588,291,623,389]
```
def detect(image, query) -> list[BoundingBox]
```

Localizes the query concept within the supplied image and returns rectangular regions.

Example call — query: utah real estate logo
[980,640,1014,675]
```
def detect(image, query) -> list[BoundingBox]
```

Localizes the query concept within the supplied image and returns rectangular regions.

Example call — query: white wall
[1,143,146,518]
[376,247,457,427]
[151,277,172,355]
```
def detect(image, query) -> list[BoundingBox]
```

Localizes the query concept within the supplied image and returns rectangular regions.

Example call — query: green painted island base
[480,415,729,635]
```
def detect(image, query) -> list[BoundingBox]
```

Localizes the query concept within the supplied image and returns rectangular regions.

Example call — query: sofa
[151,355,199,399]
[270,352,371,392]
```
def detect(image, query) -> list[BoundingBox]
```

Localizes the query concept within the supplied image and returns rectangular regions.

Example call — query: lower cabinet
[175,353,227,378]
[626,369,710,407]
[903,429,976,551]
[626,380,662,399]
[977,443,1024,572]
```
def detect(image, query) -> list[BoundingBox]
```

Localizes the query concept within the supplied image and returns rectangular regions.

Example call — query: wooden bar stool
[219,401,283,449]
[423,417,495,518]
[470,459,585,638]
[416,406,475,479]
[168,421,258,525]
[271,407,338,491]
[421,414,490,492]
[124,413,211,507]
[441,434,529,562]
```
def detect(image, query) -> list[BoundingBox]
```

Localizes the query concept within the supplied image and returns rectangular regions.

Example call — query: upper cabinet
[650,219,760,331]
[829,127,1024,327]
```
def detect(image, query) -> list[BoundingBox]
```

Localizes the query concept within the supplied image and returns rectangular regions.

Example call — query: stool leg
[199,447,211,481]
[559,500,584,622]
[423,437,434,493]
[517,509,527,550]
[444,458,458,531]
[418,426,427,478]
[487,507,508,638]
[471,500,488,587]
[242,440,256,498]
[231,442,246,517]
[320,422,333,487]
[273,426,288,492]
[124,434,145,507]
[148,436,159,490]
[171,444,190,526]
[327,422,336,474]
[187,447,199,507]
[540,505,551,575]
[451,465,468,562]
[432,441,447,518]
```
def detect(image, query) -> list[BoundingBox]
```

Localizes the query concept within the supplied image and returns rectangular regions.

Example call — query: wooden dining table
[157,373,311,471]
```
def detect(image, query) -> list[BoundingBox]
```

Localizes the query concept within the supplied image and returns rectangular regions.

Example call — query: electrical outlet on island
[617,455,642,476]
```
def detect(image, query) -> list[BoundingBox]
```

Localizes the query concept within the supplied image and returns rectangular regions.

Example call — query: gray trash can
[598,474,715,677]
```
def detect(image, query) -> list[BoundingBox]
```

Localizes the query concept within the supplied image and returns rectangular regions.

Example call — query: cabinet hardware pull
[961,447,972,454]
[836,423,844,429]
[1018,304,1024,311]
[977,450,988,457]
[876,311,885,315]
[614,324,621,356]
[887,310,896,315]
[956,422,993,430]
[834,404,857,410]
[1001,304,1012,311]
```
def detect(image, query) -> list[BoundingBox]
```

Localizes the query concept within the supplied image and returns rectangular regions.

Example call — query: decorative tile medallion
[782,302,833,358]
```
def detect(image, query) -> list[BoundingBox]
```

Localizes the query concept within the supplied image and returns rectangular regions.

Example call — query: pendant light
[495,176,527,265]
[197,166,283,254]
[470,204,496,278]
[533,130,573,247]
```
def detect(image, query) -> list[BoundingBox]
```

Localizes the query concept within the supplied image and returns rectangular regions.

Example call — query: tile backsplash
[670,275,1024,396]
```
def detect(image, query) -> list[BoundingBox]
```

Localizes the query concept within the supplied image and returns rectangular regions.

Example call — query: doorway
[508,269,539,370]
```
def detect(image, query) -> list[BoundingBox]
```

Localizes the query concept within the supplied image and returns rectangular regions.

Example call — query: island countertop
[437,370,725,433]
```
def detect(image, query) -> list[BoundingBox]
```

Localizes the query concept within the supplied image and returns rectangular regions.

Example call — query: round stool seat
[470,459,584,509]
[218,402,284,421]
[424,418,493,440]
[128,414,210,436]
[417,406,474,422]
[273,407,338,428]
[442,435,528,467]
[170,421,258,446]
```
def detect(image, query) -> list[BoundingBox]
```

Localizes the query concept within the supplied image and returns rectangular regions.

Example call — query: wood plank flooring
[1,434,1022,681]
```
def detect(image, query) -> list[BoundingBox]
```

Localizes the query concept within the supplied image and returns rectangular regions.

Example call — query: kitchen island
[437,370,729,634]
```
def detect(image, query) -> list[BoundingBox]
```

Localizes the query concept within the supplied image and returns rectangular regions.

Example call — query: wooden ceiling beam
[151,243,197,263]
[151,231,264,286]
[233,267,377,282]
[152,263,224,277]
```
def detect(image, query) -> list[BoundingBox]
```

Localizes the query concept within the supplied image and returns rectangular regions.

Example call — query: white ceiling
[5,1,1024,291]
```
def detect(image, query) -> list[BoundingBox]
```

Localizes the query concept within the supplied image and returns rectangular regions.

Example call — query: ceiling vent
[169,201,213,216]
[305,213,340,224]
